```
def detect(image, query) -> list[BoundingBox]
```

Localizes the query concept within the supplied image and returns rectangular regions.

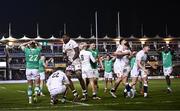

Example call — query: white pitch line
[66,100,90,106]
[161,101,173,103]
[58,99,90,106]
[5,105,84,110]
[16,90,26,93]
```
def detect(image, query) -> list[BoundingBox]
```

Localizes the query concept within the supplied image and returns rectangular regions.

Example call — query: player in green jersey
[19,40,42,104]
[160,46,173,92]
[38,55,53,96]
[100,54,115,92]
[88,43,100,95]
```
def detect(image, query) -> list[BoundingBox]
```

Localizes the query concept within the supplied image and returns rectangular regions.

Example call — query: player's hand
[132,51,136,55]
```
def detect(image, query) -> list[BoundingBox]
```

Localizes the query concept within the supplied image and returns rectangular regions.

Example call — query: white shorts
[39,72,45,80]
[123,65,131,76]
[26,69,39,80]
[92,69,99,78]
[131,66,148,78]
[114,61,129,78]
[163,67,172,76]
[82,68,95,79]
[104,72,113,79]
[66,59,81,71]
[114,61,124,74]
[48,85,66,96]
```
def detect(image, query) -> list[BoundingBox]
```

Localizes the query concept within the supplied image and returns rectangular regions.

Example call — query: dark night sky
[0,0,180,38]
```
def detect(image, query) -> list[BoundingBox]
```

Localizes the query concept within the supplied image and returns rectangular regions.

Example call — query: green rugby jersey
[130,57,136,69]
[88,49,99,69]
[103,60,113,73]
[162,51,172,68]
[24,47,41,69]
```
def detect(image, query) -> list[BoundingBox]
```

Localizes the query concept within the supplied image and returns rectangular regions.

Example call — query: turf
[0,79,180,110]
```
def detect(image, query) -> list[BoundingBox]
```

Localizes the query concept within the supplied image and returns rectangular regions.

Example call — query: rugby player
[46,69,70,105]
[110,39,131,98]
[38,55,53,96]
[19,40,42,104]
[158,46,173,92]
[126,44,150,98]
[88,43,100,94]
[62,34,87,101]
[79,42,101,99]
[100,54,115,93]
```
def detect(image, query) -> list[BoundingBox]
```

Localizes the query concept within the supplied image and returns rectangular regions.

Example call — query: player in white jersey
[110,39,132,98]
[79,42,101,100]
[46,69,70,105]
[62,34,87,101]
[126,44,150,98]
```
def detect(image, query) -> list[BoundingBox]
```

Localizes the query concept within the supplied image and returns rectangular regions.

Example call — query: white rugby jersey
[63,39,79,62]
[47,70,69,90]
[134,50,147,69]
[115,45,131,65]
[79,49,96,69]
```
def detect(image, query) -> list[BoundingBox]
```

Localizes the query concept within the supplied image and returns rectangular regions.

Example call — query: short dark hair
[143,43,149,48]
[119,38,126,44]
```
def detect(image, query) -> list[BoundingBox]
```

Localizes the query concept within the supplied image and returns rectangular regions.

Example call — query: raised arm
[19,41,32,51]
[99,56,104,69]
[113,50,131,57]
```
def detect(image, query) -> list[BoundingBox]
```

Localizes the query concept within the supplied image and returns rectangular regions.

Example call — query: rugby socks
[126,84,132,92]
[27,86,32,97]
[82,90,88,96]
[143,84,148,97]
[126,84,132,97]
[34,86,40,95]
[72,90,78,96]
[92,92,97,97]
[124,83,128,93]
[110,88,115,93]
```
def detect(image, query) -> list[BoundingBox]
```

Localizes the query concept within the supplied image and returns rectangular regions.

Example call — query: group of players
[18,34,173,104]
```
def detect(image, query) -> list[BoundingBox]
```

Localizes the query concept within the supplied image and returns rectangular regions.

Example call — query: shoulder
[24,47,29,52]
[69,39,77,44]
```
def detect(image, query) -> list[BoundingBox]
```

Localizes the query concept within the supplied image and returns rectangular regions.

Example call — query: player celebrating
[62,34,87,101]
[19,40,42,104]
[159,46,173,92]
[79,42,101,100]
[127,44,150,98]
[110,39,131,98]
[46,69,70,105]
[100,54,115,93]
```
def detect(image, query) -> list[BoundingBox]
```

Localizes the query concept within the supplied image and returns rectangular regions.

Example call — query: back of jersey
[79,50,92,69]
[47,70,69,89]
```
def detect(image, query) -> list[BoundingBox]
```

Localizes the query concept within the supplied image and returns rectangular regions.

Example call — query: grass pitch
[0,79,180,110]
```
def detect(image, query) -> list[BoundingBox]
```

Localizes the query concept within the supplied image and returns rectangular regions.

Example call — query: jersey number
[80,55,84,61]
[29,55,38,62]
[52,72,59,78]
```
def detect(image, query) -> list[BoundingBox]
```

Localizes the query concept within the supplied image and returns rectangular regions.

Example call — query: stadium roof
[20,35,31,40]
[6,36,17,41]
[35,36,44,40]
[49,35,58,40]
